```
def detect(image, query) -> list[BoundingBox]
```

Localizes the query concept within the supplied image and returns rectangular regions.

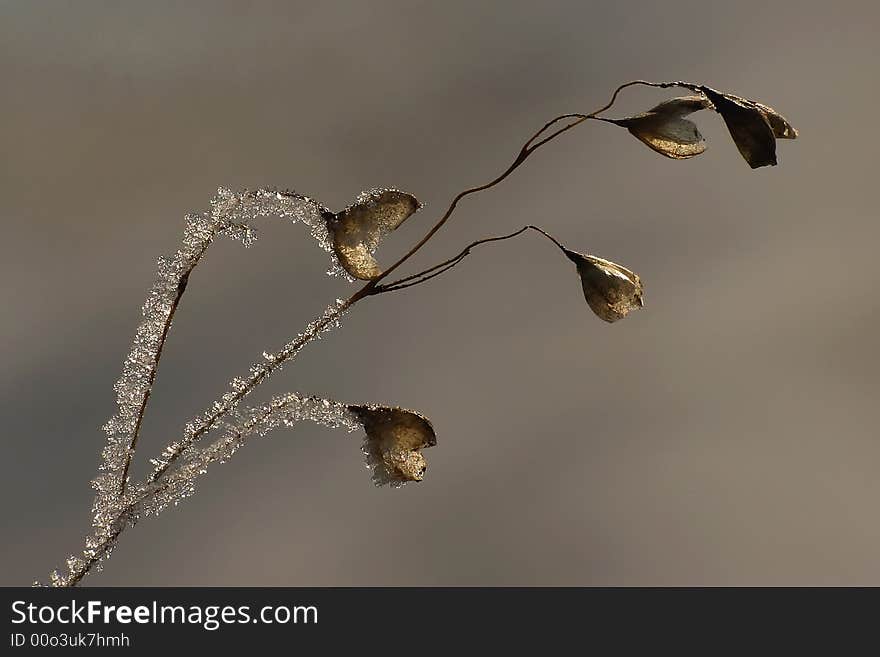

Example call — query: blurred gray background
[2,0,878,586]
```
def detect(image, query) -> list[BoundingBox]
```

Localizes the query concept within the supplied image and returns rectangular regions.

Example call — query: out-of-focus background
[2,1,878,586]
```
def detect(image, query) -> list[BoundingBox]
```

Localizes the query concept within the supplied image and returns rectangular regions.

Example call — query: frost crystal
[91,187,332,557]
[140,393,360,517]
[148,298,350,485]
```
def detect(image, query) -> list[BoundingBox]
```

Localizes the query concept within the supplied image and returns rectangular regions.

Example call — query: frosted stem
[93,187,328,532]
[52,392,362,587]
[147,298,353,484]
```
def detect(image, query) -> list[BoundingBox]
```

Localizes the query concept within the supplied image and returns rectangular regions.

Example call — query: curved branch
[378,225,568,293]
[587,79,691,118]
[365,79,682,293]
[365,114,589,290]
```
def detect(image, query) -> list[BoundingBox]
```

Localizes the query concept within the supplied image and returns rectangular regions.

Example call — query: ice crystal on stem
[142,393,361,516]
[90,187,332,561]
[148,299,351,485]
[51,392,362,587]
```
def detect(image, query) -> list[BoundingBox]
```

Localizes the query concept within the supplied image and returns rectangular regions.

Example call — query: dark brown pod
[700,87,778,168]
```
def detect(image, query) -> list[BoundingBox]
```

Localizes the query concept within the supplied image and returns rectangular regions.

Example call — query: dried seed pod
[699,87,779,169]
[609,95,712,160]
[349,405,436,486]
[327,189,422,280]
[564,249,644,323]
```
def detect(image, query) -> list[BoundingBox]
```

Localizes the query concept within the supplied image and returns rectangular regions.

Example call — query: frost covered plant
[41,78,797,586]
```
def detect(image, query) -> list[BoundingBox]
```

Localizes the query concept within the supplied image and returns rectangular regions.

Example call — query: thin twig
[366,79,681,293]
[379,225,568,293]
[525,224,568,253]
[117,269,195,496]
[587,79,688,118]
[365,113,592,289]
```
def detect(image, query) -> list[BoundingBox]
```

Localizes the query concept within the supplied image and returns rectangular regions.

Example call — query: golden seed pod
[327,189,422,280]
[349,405,437,486]
[610,95,712,160]
[564,249,644,323]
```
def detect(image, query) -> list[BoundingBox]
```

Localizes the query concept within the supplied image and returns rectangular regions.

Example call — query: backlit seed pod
[699,87,779,168]
[349,405,437,486]
[326,189,422,280]
[609,95,712,160]
[564,249,644,323]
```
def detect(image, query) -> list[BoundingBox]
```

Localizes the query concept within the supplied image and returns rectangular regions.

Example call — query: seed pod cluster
[608,83,797,168]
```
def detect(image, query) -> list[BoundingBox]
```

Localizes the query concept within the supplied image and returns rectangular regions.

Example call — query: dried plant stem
[146,298,355,484]
[118,269,194,496]
[365,80,688,293]
[55,79,678,586]
[379,225,568,293]
[364,114,588,290]
[589,79,691,116]
[116,248,206,498]
[69,470,182,586]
